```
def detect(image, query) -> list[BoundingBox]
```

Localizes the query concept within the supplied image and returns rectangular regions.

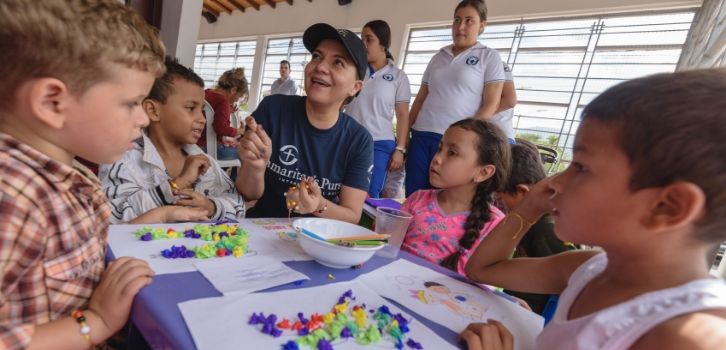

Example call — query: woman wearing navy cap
[405,0,506,196]
[345,20,411,199]
[236,23,373,223]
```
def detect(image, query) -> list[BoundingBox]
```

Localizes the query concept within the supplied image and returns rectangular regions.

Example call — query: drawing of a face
[424,282,451,295]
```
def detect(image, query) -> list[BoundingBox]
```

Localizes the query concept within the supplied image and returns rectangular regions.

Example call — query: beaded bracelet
[505,212,535,240]
[313,199,328,215]
[168,179,180,190]
[71,310,93,349]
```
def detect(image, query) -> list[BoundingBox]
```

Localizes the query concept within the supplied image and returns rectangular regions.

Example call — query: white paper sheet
[358,260,543,350]
[108,220,312,275]
[237,218,312,261]
[194,255,309,295]
[178,281,456,350]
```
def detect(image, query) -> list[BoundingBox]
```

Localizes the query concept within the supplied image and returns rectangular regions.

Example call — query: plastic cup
[374,207,412,259]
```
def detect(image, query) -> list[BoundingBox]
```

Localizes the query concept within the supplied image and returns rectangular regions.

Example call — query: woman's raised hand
[238,116,272,170]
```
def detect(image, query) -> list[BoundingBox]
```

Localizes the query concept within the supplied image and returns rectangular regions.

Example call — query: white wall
[160,0,203,67]
[199,0,701,61]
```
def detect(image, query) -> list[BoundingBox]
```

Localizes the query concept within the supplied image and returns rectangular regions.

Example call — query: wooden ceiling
[203,0,313,17]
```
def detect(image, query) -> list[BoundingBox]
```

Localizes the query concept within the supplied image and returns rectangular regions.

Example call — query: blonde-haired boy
[0,1,165,349]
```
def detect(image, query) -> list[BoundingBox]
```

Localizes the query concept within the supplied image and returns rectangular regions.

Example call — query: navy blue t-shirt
[246,94,373,218]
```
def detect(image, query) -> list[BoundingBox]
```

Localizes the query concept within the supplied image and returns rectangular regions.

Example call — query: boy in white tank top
[463,69,726,349]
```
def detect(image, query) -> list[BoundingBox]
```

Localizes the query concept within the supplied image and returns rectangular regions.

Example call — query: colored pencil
[326,234,390,242]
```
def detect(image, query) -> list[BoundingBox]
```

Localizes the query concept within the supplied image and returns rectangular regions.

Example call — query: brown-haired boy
[0,1,165,348]
[497,139,575,314]
[465,69,726,349]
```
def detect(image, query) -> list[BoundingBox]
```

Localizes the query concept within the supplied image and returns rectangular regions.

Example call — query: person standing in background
[270,60,298,96]
[345,20,411,198]
[200,68,248,160]
[491,62,517,143]
[405,0,505,196]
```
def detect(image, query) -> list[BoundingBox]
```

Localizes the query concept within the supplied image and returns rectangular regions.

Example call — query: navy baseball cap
[303,23,367,81]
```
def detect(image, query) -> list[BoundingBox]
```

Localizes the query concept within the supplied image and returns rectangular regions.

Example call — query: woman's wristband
[313,199,328,215]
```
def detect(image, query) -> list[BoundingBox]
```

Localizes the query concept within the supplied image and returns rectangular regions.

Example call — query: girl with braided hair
[401,119,510,275]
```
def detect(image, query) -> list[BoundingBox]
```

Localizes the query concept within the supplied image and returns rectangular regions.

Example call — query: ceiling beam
[240,0,260,11]
[264,0,275,8]
[210,0,233,13]
[202,4,220,16]
[228,0,246,12]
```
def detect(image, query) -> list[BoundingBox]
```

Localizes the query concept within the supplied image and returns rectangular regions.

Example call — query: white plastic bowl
[292,218,385,268]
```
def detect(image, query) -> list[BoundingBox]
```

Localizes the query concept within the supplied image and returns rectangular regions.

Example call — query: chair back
[203,101,218,159]
[203,100,241,168]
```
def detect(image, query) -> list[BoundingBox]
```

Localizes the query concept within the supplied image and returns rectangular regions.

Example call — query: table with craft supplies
[107,218,543,350]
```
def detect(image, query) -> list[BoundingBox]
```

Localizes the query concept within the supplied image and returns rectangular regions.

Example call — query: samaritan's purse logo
[278,145,299,166]
[465,56,480,65]
[382,74,394,81]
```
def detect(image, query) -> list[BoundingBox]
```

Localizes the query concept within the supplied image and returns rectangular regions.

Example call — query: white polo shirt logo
[279,145,299,166]
[466,56,480,65]
[382,74,394,81]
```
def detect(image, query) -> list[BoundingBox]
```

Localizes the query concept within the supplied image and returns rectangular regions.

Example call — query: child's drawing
[359,259,544,350]
[410,281,488,320]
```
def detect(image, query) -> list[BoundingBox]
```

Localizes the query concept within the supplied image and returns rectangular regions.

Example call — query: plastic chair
[538,144,559,173]
[514,138,559,172]
[203,101,241,169]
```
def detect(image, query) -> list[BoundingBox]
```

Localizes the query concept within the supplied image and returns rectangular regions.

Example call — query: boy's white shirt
[99,134,245,223]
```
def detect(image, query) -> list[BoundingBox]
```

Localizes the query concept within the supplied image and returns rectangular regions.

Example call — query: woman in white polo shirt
[346,20,411,198]
[405,0,505,196]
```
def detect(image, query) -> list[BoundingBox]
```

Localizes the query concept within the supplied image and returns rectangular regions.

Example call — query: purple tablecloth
[110,248,504,349]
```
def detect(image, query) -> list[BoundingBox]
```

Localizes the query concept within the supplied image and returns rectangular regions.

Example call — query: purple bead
[340,327,352,338]
[395,338,404,350]
[406,338,423,349]
[219,232,229,238]
[249,312,262,325]
[297,328,309,336]
[271,328,282,337]
[395,314,409,329]
[297,313,308,324]
[282,341,299,350]
[317,339,333,350]
[140,233,152,241]
[186,250,195,258]
[161,249,171,258]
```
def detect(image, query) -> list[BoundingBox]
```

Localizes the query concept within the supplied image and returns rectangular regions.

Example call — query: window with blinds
[258,37,310,101]
[258,32,361,102]
[402,10,695,172]
[193,40,257,90]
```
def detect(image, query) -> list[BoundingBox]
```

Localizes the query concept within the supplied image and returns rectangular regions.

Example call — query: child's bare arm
[630,309,726,350]
[26,312,114,350]
[465,179,597,294]
[128,205,208,224]
[27,257,153,350]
